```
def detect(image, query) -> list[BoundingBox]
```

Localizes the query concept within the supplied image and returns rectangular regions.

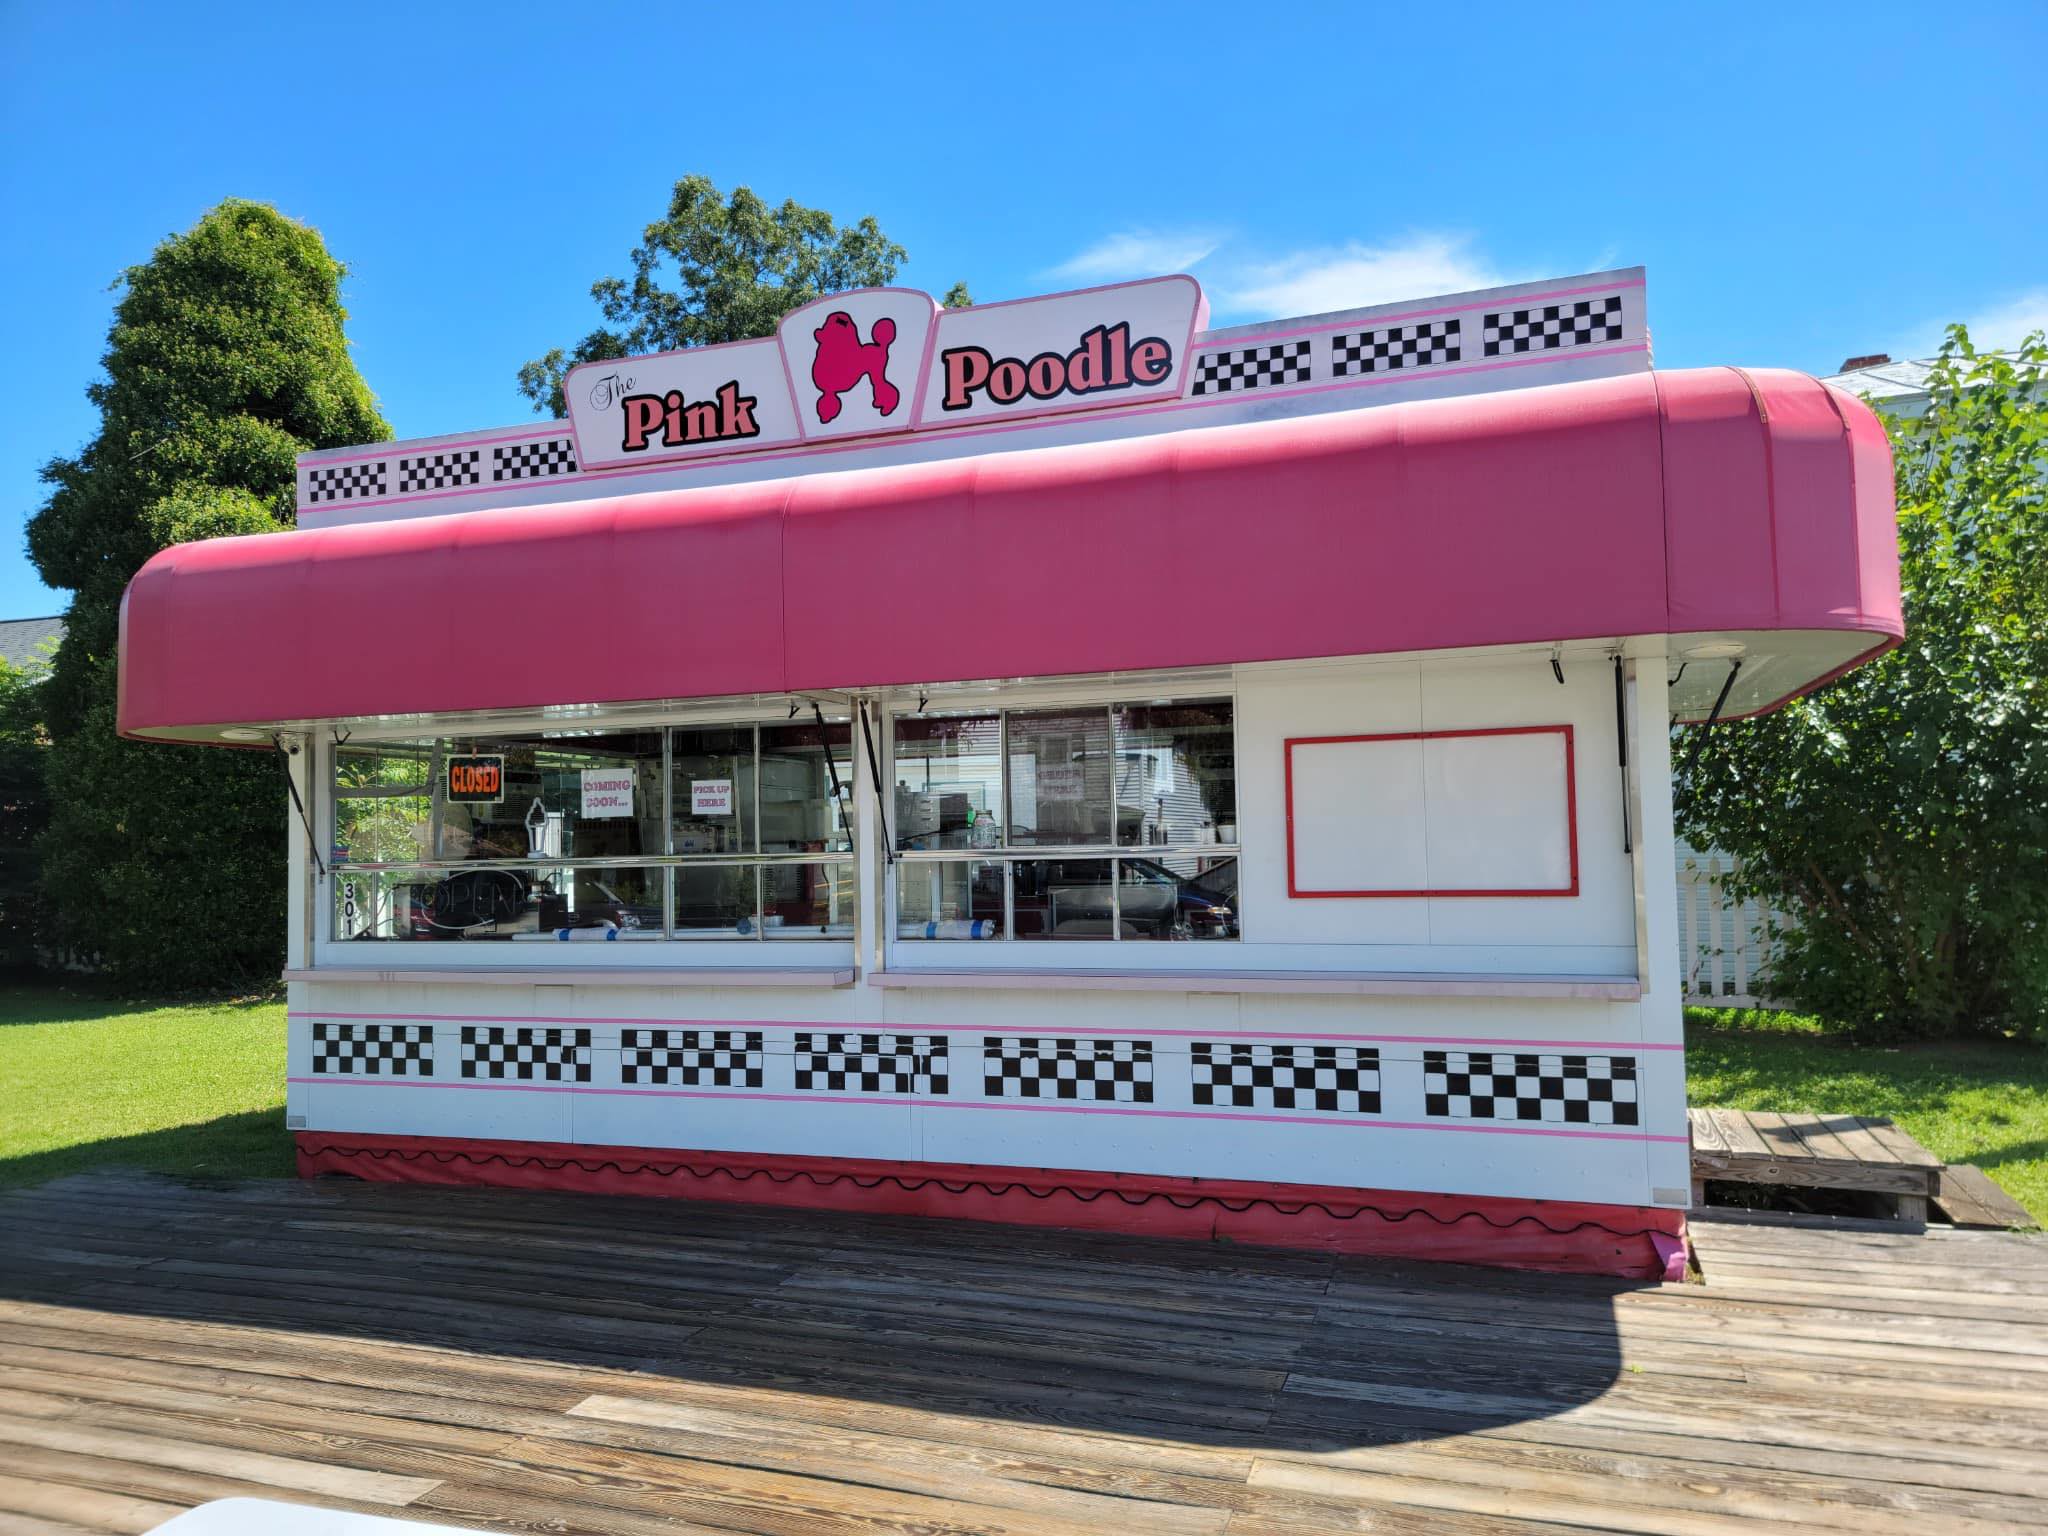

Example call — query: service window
[892,698,1238,942]
[330,720,854,945]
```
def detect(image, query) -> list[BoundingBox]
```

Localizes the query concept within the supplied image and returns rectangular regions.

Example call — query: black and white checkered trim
[1191,1042,1380,1113]
[1191,339,1313,396]
[982,1036,1152,1103]
[460,1026,591,1083]
[305,462,386,504]
[621,1028,763,1088]
[1332,320,1462,377]
[398,449,482,493]
[794,1032,948,1095]
[493,438,578,481]
[311,1022,432,1077]
[1423,1050,1638,1125]
[1481,295,1624,358]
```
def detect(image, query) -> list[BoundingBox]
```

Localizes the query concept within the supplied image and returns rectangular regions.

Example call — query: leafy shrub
[1679,331,2047,1042]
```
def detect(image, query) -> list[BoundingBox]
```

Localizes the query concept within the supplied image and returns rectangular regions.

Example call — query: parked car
[1015,857,1237,939]
[399,869,659,939]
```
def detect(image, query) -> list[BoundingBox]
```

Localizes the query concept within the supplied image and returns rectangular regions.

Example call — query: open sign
[446,755,504,803]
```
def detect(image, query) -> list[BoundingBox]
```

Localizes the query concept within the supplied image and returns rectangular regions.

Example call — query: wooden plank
[0,1511,115,1536]
[1743,1110,1821,1162]
[1781,1114,1871,1165]
[1252,1457,1819,1536]
[0,1471,182,1536]
[1936,1166,2040,1231]
[1807,1114,1906,1166]
[1855,1116,1945,1168]
[0,1416,441,1507]
[1708,1106,1777,1159]
[1685,1106,1728,1157]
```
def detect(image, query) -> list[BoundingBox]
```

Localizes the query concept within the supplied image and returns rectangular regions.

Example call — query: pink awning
[119,366,1900,743]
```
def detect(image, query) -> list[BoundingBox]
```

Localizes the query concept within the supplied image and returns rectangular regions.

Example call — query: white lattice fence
[1677,847,1786,1008]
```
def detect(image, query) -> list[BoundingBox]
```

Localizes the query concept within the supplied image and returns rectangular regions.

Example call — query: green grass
[1687,1006,2048,1224]
[2,986,2042,1224]
[0,984,288,1189]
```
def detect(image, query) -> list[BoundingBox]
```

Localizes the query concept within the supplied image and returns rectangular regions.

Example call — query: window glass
[333,740,435,865]
[1007,708,1113,848]
[897,859,1003,939]
[675,863,757,935]
[1011,858,1115,940]
[763,861,857,938]
[334,865,665,941]
[893,714,1001,851]
[433,731,663,861]
[672,727,756,855]
[1118,854,1239,941]
[1114,702,1235,848]
[759,721,854,853]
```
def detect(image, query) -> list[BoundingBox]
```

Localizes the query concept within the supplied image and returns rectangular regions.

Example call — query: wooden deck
[1,1170,2045,1535]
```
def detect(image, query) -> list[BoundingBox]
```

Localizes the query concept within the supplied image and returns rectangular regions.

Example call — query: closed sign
[446,755,504,803]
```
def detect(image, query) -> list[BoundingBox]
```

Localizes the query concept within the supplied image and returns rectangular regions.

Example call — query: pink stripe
[284,1077,1680,1142]
[1197,278,1645,350]
[295,339,1650,517]
[292,1010,1680,1051]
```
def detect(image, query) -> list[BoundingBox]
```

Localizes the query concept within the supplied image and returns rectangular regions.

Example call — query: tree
[518,175,967,416]
[0,652,51,971]
[1677,329,2048,1041]
[25,200,388,990]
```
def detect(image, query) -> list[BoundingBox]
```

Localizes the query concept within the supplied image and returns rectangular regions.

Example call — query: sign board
[561,276,1207,472]
[580,768,635,819]
[565,337,802,471]
[917,276,1203,426]
[777,288,939,441]
[445,754,504,803]
[691,778,734,816]
[1036,763,1087,803]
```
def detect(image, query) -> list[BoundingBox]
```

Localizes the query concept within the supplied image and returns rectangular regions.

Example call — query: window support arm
[274,734,327,881]
[858,701,895,864]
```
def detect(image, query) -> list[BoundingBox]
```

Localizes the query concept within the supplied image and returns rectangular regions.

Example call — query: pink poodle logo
[810,311,899,424]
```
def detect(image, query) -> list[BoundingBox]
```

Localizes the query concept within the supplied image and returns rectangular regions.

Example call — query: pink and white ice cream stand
[117,268,1900,1278]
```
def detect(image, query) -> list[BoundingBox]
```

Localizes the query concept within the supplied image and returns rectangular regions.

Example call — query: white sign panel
[916,275,1206,427]
[778,288,938,441]
[580,768,635,819]
[1036,763,1086,803]
[691,778,734,816]
[563,336,802,471]
[1286,728,1576,897]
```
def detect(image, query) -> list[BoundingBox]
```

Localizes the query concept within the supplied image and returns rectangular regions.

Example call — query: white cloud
[1899,287,2048,358]
[1219,233,1511,320]
[1959,289,2048,351]
[1047,230,1222,282]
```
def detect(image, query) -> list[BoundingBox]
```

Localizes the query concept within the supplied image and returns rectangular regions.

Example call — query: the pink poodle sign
[563,276,1205,470]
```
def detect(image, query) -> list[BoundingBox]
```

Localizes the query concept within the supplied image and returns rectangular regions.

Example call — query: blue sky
[3,1,2044,618]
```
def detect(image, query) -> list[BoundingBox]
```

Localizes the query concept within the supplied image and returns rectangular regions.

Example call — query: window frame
[885,692,1241,952]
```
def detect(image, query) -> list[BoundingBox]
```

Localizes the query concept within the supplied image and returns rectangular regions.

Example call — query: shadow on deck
[0,1150,1633,1455]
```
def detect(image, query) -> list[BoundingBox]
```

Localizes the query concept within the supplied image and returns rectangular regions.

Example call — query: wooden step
[1689,1107,1942,1220]
[1935,1165,2040,1231]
